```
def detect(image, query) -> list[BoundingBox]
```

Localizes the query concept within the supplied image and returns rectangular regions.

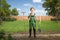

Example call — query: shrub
[7,33,16,40]
[0,30,5,40]
[3,17,16,21]
[0,18,3,25]
[51,18,60,21]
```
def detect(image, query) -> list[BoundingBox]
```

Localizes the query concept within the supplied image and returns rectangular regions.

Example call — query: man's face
[31,9,35,13]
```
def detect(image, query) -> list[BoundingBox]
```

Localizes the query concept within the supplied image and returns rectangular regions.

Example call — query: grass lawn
[0,20,60,33]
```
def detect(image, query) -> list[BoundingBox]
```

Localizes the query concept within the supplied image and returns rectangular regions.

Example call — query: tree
[0,8,5,24]
[11,8,19,16]
[0,0,11,24]
[43,0,60,21]
[0,0,11,17]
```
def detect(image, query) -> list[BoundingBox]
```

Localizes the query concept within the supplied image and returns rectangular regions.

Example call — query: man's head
[30,7,35,13]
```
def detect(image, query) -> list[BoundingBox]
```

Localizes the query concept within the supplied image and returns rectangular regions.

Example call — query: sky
[7,0,47,16]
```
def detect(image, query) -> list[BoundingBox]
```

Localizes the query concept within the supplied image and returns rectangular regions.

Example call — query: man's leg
[29,28,32,37]
[33,24,36,38]
[33,27,36,37]
[29,24,32,37]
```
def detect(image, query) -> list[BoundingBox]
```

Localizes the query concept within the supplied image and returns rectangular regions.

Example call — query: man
[28,7,36,38]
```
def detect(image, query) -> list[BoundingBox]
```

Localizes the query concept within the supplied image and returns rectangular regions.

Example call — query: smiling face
[30,7,35,14]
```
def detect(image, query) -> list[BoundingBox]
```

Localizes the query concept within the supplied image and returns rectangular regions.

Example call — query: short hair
[30,7,35,11]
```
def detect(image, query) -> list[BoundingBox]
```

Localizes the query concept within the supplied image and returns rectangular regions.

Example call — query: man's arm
[28,15,30,19]
[28,14,30,20]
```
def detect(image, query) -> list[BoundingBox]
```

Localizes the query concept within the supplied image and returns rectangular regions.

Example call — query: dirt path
[12,34,60,37]
[9,34,60,40]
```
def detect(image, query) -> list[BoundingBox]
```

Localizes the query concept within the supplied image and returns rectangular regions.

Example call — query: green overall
[29,14,36,28]
[29,13,36,37]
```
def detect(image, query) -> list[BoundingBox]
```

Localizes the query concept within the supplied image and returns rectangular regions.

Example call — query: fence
[11,16,55,21]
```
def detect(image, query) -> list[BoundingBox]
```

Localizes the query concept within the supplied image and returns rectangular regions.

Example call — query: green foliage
[0,18,2,25]
[7,34,16,40]
[3,17,16,21]
[0,8,6,17]
[51,18,60,21]
[4,9,11,16]
[0,30,15,40]
[0,0,19,23]
[43,0,60,16]
[0,0,19,17]
[0,0,11,17]
[11,8,19,16]
[0,30,5,40]
[0,0,10,8]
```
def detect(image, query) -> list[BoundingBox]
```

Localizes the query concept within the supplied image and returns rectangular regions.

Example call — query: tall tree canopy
[0,0,11,17]
[0,0,19,24]
[43,0,60,17]
[11,8,19,16]
[0,0,19,16]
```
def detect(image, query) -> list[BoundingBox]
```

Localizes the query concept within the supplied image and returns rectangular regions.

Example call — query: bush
[3,17,16,21]
[0,30,16,40]
[0,30,5,40]
[7,34,15,40]
[51,18,60,21]
[0,18,3,25]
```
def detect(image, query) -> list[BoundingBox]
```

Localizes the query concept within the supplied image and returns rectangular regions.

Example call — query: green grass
[40,21,60,32]
[0,20,60,33]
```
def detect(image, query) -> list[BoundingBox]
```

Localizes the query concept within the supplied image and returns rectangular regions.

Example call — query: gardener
[28,7,36,38]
